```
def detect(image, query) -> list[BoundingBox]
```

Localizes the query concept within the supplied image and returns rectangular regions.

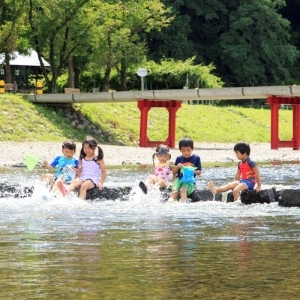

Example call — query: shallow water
[1,164,300,299]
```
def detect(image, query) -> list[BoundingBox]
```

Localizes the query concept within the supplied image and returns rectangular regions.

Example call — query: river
[0,163,300,299]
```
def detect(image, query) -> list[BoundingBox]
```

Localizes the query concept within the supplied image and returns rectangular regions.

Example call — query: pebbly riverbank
[0,141,299,168]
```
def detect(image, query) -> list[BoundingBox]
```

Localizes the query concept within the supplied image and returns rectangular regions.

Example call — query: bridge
[28,85,300,149]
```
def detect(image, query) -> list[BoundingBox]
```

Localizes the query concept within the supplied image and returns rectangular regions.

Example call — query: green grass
[0,94,293,144]
[0,94,99,142]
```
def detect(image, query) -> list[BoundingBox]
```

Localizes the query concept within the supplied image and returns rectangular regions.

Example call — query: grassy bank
[0,94,292,145]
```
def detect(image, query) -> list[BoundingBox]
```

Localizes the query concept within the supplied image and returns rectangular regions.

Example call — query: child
[139,145,173,194]
[168,137,201,203]
[42,140,79,191]
[57,136,107,200]
[208,141,262,201]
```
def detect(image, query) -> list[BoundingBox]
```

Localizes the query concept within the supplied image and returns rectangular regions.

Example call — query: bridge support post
[268,96,279,149]
[137,100,181,148]
[292,104,300,150]
[267,96,300,150]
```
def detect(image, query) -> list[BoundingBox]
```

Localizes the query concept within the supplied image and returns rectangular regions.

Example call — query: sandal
[139,181,148,194]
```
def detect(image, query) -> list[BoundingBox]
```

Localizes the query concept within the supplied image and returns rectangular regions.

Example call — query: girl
[139,145,173,194]
[57,136,107,199]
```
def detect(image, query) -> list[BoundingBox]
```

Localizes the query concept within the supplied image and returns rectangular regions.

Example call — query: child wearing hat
[139,145,173,194]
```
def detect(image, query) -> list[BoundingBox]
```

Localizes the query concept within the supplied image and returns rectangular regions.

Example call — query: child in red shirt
[208,142,261,201]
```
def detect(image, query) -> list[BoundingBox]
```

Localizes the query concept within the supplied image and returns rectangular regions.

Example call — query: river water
[1,163,300,299]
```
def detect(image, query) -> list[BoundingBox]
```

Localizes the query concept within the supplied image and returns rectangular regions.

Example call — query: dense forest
[0,0,299,94]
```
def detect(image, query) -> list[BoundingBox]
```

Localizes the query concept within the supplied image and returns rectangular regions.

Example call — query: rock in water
[278,189,300,207]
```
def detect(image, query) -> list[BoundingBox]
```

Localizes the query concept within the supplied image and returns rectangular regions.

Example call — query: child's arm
[253,167,262,192]
[194,156,202,176]
[43,160,54,171]
[75,160,82,175]
[167,161,175,181]
[43,156,60,171]
[195,169,201,176]
[234,169,240,181]
[98,159,107,190]
[172,163,183,177]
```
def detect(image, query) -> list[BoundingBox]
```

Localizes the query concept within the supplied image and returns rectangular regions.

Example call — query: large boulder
[159,187,222,202]
[227,188,278,204]
[0,182,132,201]
[278,189,300,207]
[86,186,132,201]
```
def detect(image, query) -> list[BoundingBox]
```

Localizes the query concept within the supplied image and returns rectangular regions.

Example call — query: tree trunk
[119,64,127,91]
[102,64,111,92]
[4,53,12,83]
[68,55,75,88]
[74,65,80,90]
[48,73,58,93]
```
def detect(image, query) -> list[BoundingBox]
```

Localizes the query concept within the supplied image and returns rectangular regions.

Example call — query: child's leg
[146,175,156,186]
[41,173,53,186]
[168,178,180,201]
[208,181,239,194]
[179,186,188,203]
[232,182,249,201]
[50,178,62,193]
[168,190,178,202]
[57,181,68,196]
[66,178,83,193]
[156,178,167,188]
[79,180,95,200]
[179,183,195,203]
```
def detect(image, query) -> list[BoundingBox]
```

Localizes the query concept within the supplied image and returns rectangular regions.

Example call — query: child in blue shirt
[42,140,79,191]
[168,137,201,203]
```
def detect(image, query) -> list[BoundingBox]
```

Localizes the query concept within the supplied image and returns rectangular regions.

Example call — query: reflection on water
[0,164,300,299]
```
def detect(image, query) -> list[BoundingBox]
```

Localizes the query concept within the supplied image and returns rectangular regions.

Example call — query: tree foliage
[220,0,299,86]
[0,0,300,93]
[145,57,223,89]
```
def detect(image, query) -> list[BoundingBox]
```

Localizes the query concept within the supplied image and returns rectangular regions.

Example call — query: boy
[208,141,262,201]
[168,137,201,203]
[42,140,79,191]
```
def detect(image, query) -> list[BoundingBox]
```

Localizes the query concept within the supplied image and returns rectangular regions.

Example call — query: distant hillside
[0,94,292,145]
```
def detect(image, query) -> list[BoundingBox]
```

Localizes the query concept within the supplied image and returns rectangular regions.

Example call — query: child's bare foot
[208,181,218,195]
[167,197,176,203]
[57,181,68,196]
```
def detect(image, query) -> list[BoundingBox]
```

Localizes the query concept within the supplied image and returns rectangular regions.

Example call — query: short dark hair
[62,140,76,151]
[179,137,194,149]
[234,142,250,155]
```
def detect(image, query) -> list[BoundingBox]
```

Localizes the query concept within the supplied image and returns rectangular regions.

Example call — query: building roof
[0,49,50,67]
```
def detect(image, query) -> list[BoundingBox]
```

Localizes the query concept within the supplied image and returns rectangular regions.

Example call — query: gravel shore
[1,141,299,167]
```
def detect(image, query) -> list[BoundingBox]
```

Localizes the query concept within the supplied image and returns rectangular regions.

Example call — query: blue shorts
[52,174,71,185]
[240,179,255,190]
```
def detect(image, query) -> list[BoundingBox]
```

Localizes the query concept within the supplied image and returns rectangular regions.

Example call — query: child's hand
[43,161,52,170]
[98,182,104,191]
[255,184,262,192]
[76,166,82,175]
[177,163,183,169]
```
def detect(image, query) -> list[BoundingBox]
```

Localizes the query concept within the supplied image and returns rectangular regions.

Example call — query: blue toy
[180,166,196,183]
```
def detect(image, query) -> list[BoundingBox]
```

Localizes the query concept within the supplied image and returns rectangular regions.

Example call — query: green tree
[220,0,299,86]
[144,57,223,90]
[0,0,29,83]
[146,0,196,61]
[87,0,172,91]
[280,0,300,84]
[27,0,96,92]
